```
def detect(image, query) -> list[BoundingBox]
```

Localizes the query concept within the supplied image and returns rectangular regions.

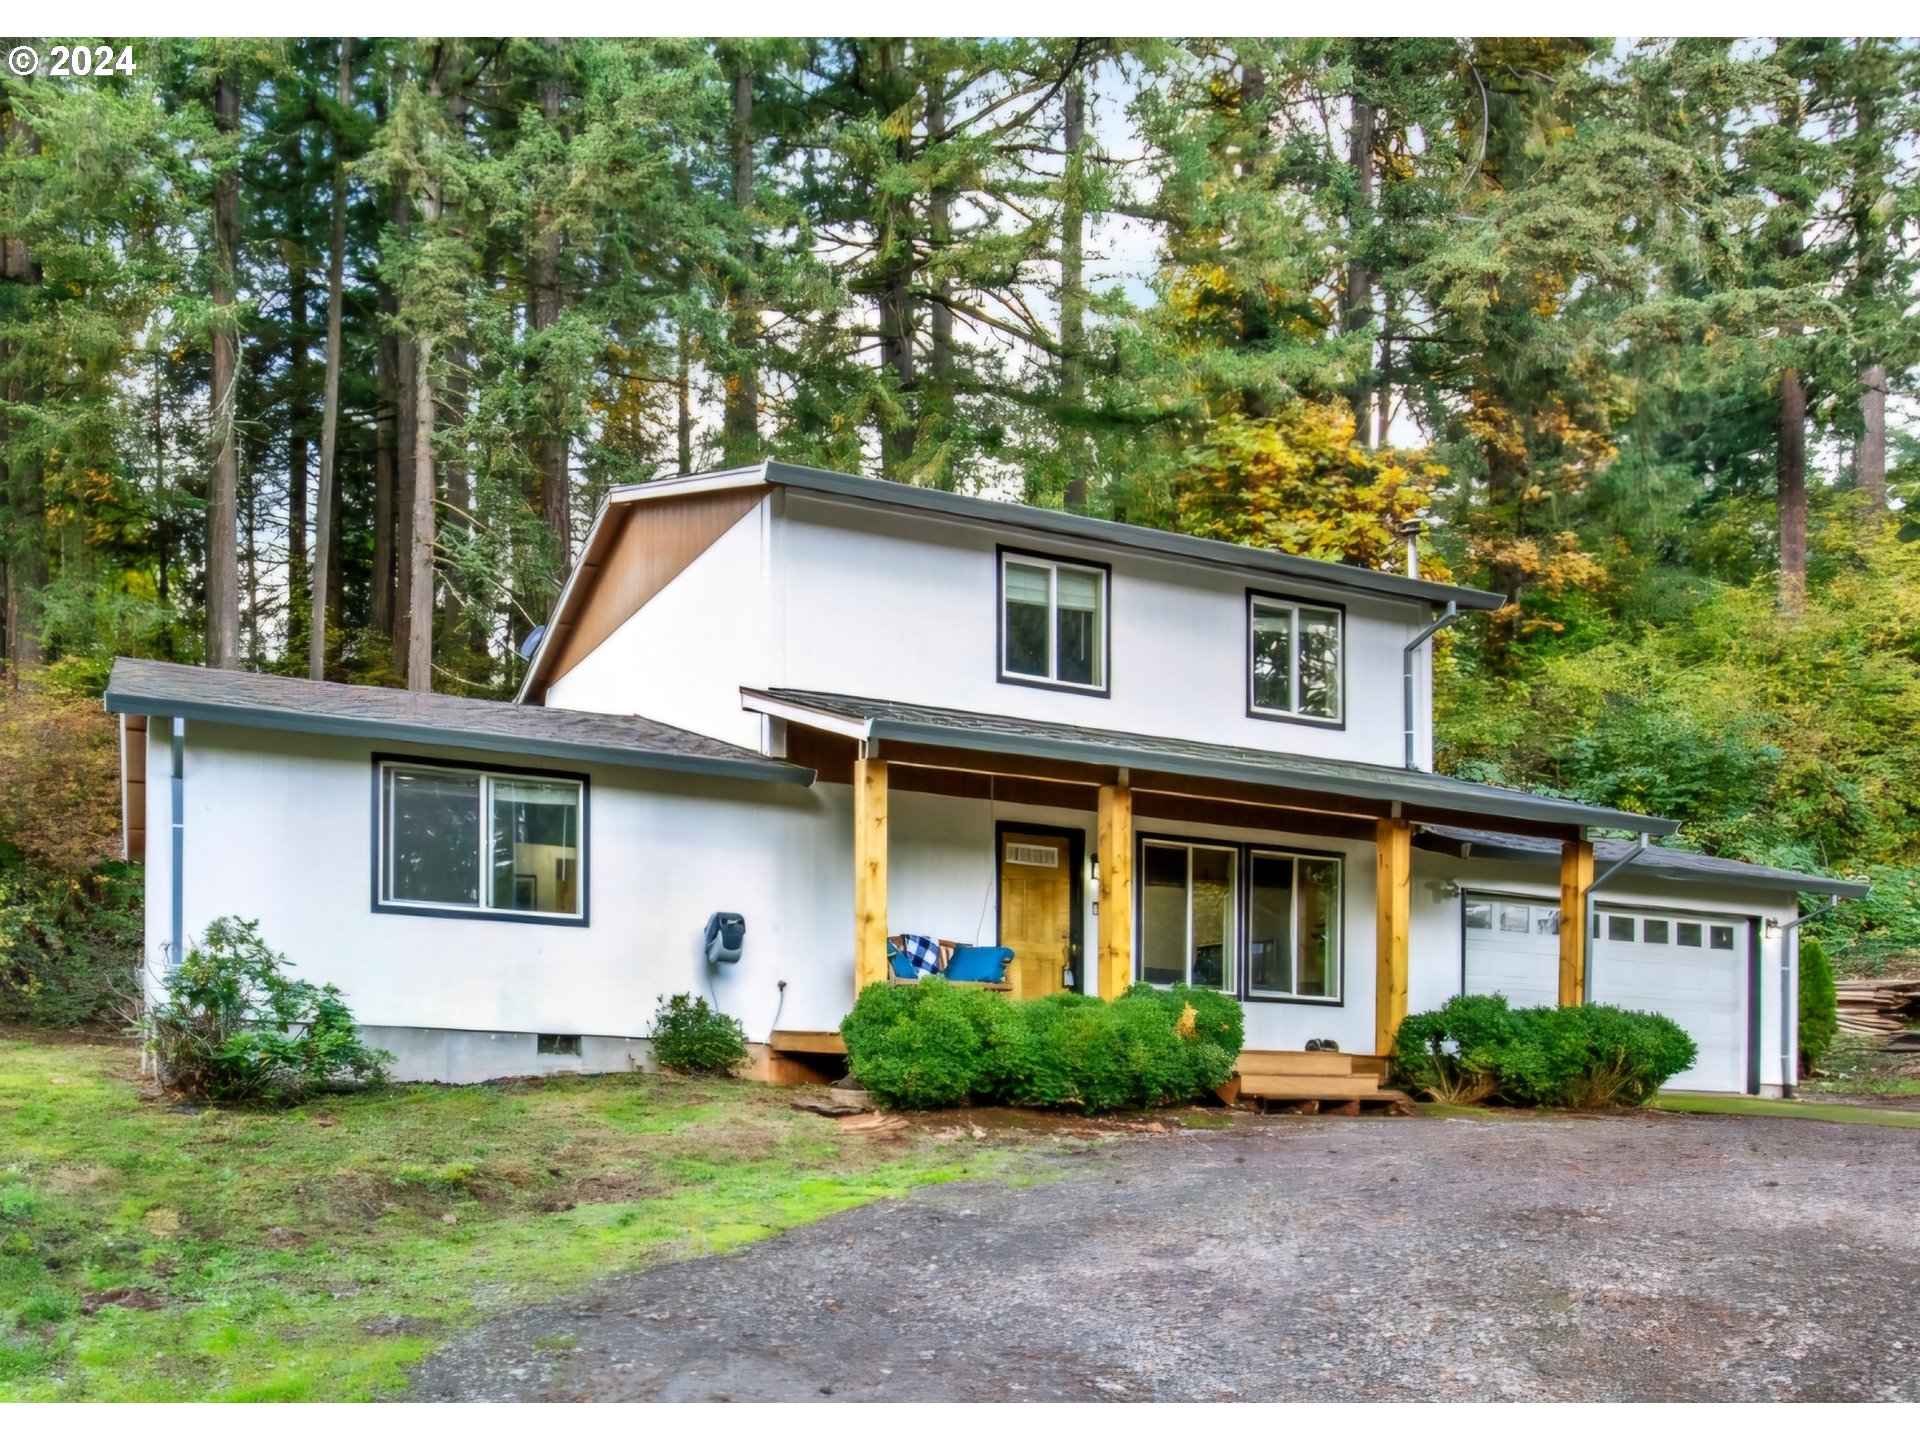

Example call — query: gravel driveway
[408,1109,1919,1401]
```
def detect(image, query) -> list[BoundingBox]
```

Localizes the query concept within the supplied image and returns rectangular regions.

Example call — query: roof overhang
[106,662,813,786]
[1421,827,1869,900]
[744,688,1679,839]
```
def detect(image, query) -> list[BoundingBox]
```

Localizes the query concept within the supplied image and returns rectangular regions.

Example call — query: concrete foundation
[362,1026,656,1085]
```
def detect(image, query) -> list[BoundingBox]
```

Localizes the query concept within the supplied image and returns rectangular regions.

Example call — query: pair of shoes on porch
[1303,1038,1341,1053]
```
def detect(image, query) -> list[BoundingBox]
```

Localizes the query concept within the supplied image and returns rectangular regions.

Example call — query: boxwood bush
[650,992,750,1076]
[840,980,1243,1114]
[1393,994,1697,1109]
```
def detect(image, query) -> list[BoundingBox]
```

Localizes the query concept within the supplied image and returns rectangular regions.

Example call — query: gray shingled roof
[606,461,1506,614]
[106,658,812,784]
[748,688,1680,837]
[1423,826,1868,900]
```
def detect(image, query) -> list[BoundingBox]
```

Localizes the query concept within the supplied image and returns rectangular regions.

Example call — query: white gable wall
[544,498,773,753]
[774,492,1437,767]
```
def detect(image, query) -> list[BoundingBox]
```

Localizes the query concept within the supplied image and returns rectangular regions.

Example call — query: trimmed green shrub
[1392,995,1696,1110]
[1797,935,1838,1076]
[139,917,391,1103]
[650,992,750,1076]
[840,981,1244,1114]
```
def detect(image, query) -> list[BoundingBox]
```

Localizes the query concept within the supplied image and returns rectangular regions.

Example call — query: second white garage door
[1461,893,1750,1093]
[1590,907,1748,1093]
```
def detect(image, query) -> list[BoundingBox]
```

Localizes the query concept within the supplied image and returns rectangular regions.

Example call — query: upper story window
[1248,593,1343,725]
[1000,551,1108,693]
[376,758,586,924]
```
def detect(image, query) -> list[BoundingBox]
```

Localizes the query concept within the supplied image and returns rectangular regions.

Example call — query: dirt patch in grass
[0,1035,1062,1400]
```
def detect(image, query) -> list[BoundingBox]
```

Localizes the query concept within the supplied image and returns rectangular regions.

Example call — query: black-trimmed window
[1000,551,1108,691]
[1247,849,1343,1001]
[1140,840,1236,991]
[376,759,586,923]
[1249,594,1343,723]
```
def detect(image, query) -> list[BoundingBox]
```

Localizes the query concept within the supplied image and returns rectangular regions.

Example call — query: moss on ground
[0,1036,1049,1400]
[1654,1092,1920,1129]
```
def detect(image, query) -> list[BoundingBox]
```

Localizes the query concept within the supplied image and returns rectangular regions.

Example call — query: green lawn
[1654,1091,1920,1129]
[0,1035,1050,1400]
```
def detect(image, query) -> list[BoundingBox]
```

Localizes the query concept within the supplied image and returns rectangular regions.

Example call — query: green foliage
[1393,995,1697,1110]
[647,992,749,1077]
[0,862,141,1028]
[138,918,390,1103]
[1797,936,1839,1075]
[839,980,1243,1114]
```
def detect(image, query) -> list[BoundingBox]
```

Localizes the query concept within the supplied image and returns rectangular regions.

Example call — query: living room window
[1248,593,1343,723]
[376,759,586,924]
[1139,840,1236,991]
[1000,551,1108,692]
[1247,850,1343,1001]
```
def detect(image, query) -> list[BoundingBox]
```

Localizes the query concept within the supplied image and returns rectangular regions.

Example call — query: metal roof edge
[860,716,1677,836]
[759,460,1506,612]
[1425,831,1869,899]
[103,686,815,787]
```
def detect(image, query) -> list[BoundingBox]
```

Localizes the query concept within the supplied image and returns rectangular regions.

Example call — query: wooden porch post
[852,754,889,998]
[1096,778,1133,999]
[1374,816,1412,1055]
[1558,836,1594,1006]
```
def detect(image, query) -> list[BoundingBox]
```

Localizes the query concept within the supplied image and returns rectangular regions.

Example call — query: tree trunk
[1779,362,1808,609]
[1859,361,1888,511]
[287,238,310,657]
[389,184,417,666]
[531,40,569,571]
[875,41,917,477]
[205,71,242,670]
[0,102,45,669]
[927,72,954,389]
[310,39,351,681]
[370,328,396,639]
[720,56,760,465]
[407,333,436,691]
[1344,93,1377,442]
[1059,72,1088,509]
[676,324,693,475]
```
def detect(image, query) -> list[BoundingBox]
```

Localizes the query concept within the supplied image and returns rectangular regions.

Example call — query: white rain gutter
[1769,898,1840,1099]
[1403,602,1459,770]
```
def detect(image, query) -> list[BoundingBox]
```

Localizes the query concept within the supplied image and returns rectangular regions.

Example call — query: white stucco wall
[774,493,1438,767]
[148,719,858,1046]
[544,498,773,752]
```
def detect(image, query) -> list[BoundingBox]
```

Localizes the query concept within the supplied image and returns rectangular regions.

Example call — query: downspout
[1581,832,1651,1003]
[1770,898,1840,1100]
[1403,602,1459,770]
[169,717,185,971]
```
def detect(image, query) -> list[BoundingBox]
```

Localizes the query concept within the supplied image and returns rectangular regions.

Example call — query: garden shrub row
[839,980,1245,1113]
[1392,993,1698,1109]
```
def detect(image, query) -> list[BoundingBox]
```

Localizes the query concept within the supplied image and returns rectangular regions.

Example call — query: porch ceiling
[743,687,1680,841]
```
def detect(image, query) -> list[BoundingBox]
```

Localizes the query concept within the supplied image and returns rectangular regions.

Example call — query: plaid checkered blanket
[897,933,944,977]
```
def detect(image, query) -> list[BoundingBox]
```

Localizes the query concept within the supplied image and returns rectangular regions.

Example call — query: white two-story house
[107,461,1864,1095]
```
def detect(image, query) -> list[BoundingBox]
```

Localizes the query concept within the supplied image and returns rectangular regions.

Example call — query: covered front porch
[746,689,1678,1078]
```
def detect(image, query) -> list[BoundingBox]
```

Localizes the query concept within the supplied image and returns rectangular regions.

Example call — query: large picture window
[1001,551,1108,692]
[1249,594,1343,723]
[1247,850,1343,1000]
[1139,840,1237,991]
[377,760,586,923]
[1137,834,1345,1003]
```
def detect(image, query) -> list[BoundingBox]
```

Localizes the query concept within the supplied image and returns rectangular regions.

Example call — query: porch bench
[886,936,1015,988]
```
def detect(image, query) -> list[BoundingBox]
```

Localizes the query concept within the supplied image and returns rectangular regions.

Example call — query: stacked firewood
[1835,978,1920,1044]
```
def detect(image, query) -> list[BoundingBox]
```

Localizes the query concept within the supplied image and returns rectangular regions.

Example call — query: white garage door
[1462,893,1561,1008]
[1461,894,1750,1094]
[1591,908,1748,1093]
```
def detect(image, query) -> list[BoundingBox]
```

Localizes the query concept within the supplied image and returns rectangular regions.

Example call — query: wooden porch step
[769,1030,847,1056]
[1237,1073,1383,1101]
[1235,1049,1356,1078]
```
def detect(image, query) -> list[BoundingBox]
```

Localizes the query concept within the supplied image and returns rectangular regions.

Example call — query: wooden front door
[998,829,1079,1000]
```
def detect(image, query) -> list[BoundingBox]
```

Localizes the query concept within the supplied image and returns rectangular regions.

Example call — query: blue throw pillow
[887,942,917,979]
[945,945,1014,983]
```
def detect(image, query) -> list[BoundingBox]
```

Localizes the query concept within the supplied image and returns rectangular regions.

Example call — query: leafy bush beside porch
[1392,994,1698,1109]
[840,980,1243,1114]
